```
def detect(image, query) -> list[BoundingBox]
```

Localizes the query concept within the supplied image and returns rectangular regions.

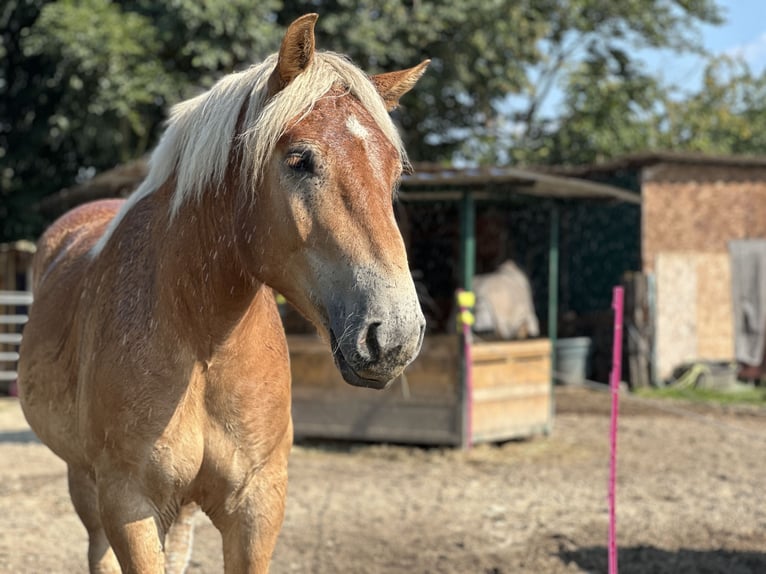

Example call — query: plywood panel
[696,254,734,360]
[655,252,735,379]
[656,253,698,379]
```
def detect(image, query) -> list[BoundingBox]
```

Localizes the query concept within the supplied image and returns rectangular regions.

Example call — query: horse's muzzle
[329,316,425,389]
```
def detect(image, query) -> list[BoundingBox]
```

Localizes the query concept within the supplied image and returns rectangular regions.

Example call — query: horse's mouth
[329,329,392,390]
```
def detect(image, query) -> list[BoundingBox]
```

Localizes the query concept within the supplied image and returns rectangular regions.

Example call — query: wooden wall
[642,164,766,273]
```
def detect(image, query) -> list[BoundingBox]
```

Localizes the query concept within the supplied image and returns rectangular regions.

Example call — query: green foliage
[1,0,280,241]
[661,57,766,154]
[520,55,766,166]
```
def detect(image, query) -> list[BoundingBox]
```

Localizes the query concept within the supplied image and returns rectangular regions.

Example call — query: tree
[661,57,766,155]
[516,55,766,166]
[510,58,668,165]
[1,0,281,241]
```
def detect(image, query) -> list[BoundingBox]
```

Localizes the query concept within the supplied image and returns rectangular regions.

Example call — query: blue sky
[702,0,766,69]
[645,0,766,86]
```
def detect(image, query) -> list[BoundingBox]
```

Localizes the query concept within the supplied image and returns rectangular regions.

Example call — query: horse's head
[246,15,427,389]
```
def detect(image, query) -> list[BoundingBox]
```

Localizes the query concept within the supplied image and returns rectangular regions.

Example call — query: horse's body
[473,260,540,340]
[18,15,427,573]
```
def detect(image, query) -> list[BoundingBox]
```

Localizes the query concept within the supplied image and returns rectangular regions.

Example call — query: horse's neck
[142,186,267,359]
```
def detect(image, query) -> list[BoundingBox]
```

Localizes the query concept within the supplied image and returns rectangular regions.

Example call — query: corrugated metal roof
[401,165,640,204]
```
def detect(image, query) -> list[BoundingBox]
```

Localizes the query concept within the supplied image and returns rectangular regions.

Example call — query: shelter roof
[37,158,148,216]
[538,151,766,178]
[401,164,640,204]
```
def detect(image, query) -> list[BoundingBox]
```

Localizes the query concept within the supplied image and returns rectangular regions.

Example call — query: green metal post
[548,203,560,383]
[461,191,476,292]
[458,190,476,447]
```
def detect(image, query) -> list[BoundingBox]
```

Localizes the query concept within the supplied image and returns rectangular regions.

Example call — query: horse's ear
[371,60,431,111]
[272,13,318,91]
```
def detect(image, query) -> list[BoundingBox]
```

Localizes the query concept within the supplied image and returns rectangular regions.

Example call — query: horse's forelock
[239,52,409,191]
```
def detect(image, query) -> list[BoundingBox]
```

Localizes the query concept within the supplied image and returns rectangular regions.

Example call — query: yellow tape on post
[456,290,476,330]
[457,290,476,309]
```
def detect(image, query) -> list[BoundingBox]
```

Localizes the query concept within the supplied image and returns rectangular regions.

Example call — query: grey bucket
[555,337,593,384]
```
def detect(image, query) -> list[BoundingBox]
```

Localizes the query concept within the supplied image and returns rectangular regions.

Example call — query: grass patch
[635,385,766,406]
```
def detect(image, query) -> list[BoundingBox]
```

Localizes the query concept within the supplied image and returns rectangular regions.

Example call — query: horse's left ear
[272,13,318,91]
[371,60,431,111]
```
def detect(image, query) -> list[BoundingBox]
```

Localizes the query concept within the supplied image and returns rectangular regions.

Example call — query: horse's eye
[285,149,315,174]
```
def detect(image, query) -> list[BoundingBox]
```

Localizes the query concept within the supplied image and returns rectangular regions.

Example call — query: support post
[460,191,476,292]
[458,191,476,448]
[548,204,560,382]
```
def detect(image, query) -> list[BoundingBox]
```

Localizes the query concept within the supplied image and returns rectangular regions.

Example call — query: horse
[18,14,427,573]
[472,260,540,340]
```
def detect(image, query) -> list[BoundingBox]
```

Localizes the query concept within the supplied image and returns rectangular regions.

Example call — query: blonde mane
[93,51,408,254]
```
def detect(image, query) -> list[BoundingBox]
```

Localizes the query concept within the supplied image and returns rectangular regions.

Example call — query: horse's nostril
[364,321,382,363]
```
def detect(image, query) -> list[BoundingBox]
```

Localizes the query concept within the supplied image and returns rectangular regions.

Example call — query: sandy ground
[2,387,766,573]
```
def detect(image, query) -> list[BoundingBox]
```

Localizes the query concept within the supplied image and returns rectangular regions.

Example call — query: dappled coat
[473,260,540,340]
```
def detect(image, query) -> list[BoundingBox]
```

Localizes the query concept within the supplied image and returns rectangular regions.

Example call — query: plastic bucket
[555,337,593,384]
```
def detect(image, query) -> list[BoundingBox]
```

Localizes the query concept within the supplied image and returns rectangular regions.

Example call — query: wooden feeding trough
[290,334,551,445]
[289,166,639,447]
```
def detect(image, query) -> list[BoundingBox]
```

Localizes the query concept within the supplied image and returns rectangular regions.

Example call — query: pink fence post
[609,286,624,574]
[457,289,475,449]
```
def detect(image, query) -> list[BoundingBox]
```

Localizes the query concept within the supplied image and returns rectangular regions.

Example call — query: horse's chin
[329,329,394,390]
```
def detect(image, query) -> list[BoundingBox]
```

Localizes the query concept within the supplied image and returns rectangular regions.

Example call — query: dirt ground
[2,386,766,573]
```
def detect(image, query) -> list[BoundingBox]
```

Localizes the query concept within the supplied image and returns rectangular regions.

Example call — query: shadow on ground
[560,545,766,574]
[0,429,39,443]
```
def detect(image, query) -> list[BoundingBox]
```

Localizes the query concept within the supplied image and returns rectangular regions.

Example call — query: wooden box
[289,335,552,446]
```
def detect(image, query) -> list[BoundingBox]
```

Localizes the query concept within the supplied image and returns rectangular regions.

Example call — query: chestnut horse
[18,14,427,573]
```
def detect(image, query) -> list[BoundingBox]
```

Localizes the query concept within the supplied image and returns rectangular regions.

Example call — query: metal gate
[0,291,33,390]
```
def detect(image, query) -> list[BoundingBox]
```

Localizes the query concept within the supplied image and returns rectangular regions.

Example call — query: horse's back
[19,199,124,462]
[32,199,125,291]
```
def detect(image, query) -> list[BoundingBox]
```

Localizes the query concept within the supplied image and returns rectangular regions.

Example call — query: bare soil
[2,387,766,573]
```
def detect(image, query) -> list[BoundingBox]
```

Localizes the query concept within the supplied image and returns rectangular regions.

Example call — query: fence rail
[0,291,32,389]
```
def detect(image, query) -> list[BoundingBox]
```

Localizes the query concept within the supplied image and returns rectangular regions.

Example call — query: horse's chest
[148,427,206,488]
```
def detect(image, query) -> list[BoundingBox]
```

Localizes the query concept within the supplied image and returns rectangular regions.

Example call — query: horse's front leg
[213,446,290,574]
[96,473,168,573]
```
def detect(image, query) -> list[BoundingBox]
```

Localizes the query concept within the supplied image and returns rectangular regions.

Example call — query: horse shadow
[559,545,766,573]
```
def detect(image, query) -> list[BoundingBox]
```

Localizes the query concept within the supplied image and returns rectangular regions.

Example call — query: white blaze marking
[346,113,385,186]
[346,115,370,142]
